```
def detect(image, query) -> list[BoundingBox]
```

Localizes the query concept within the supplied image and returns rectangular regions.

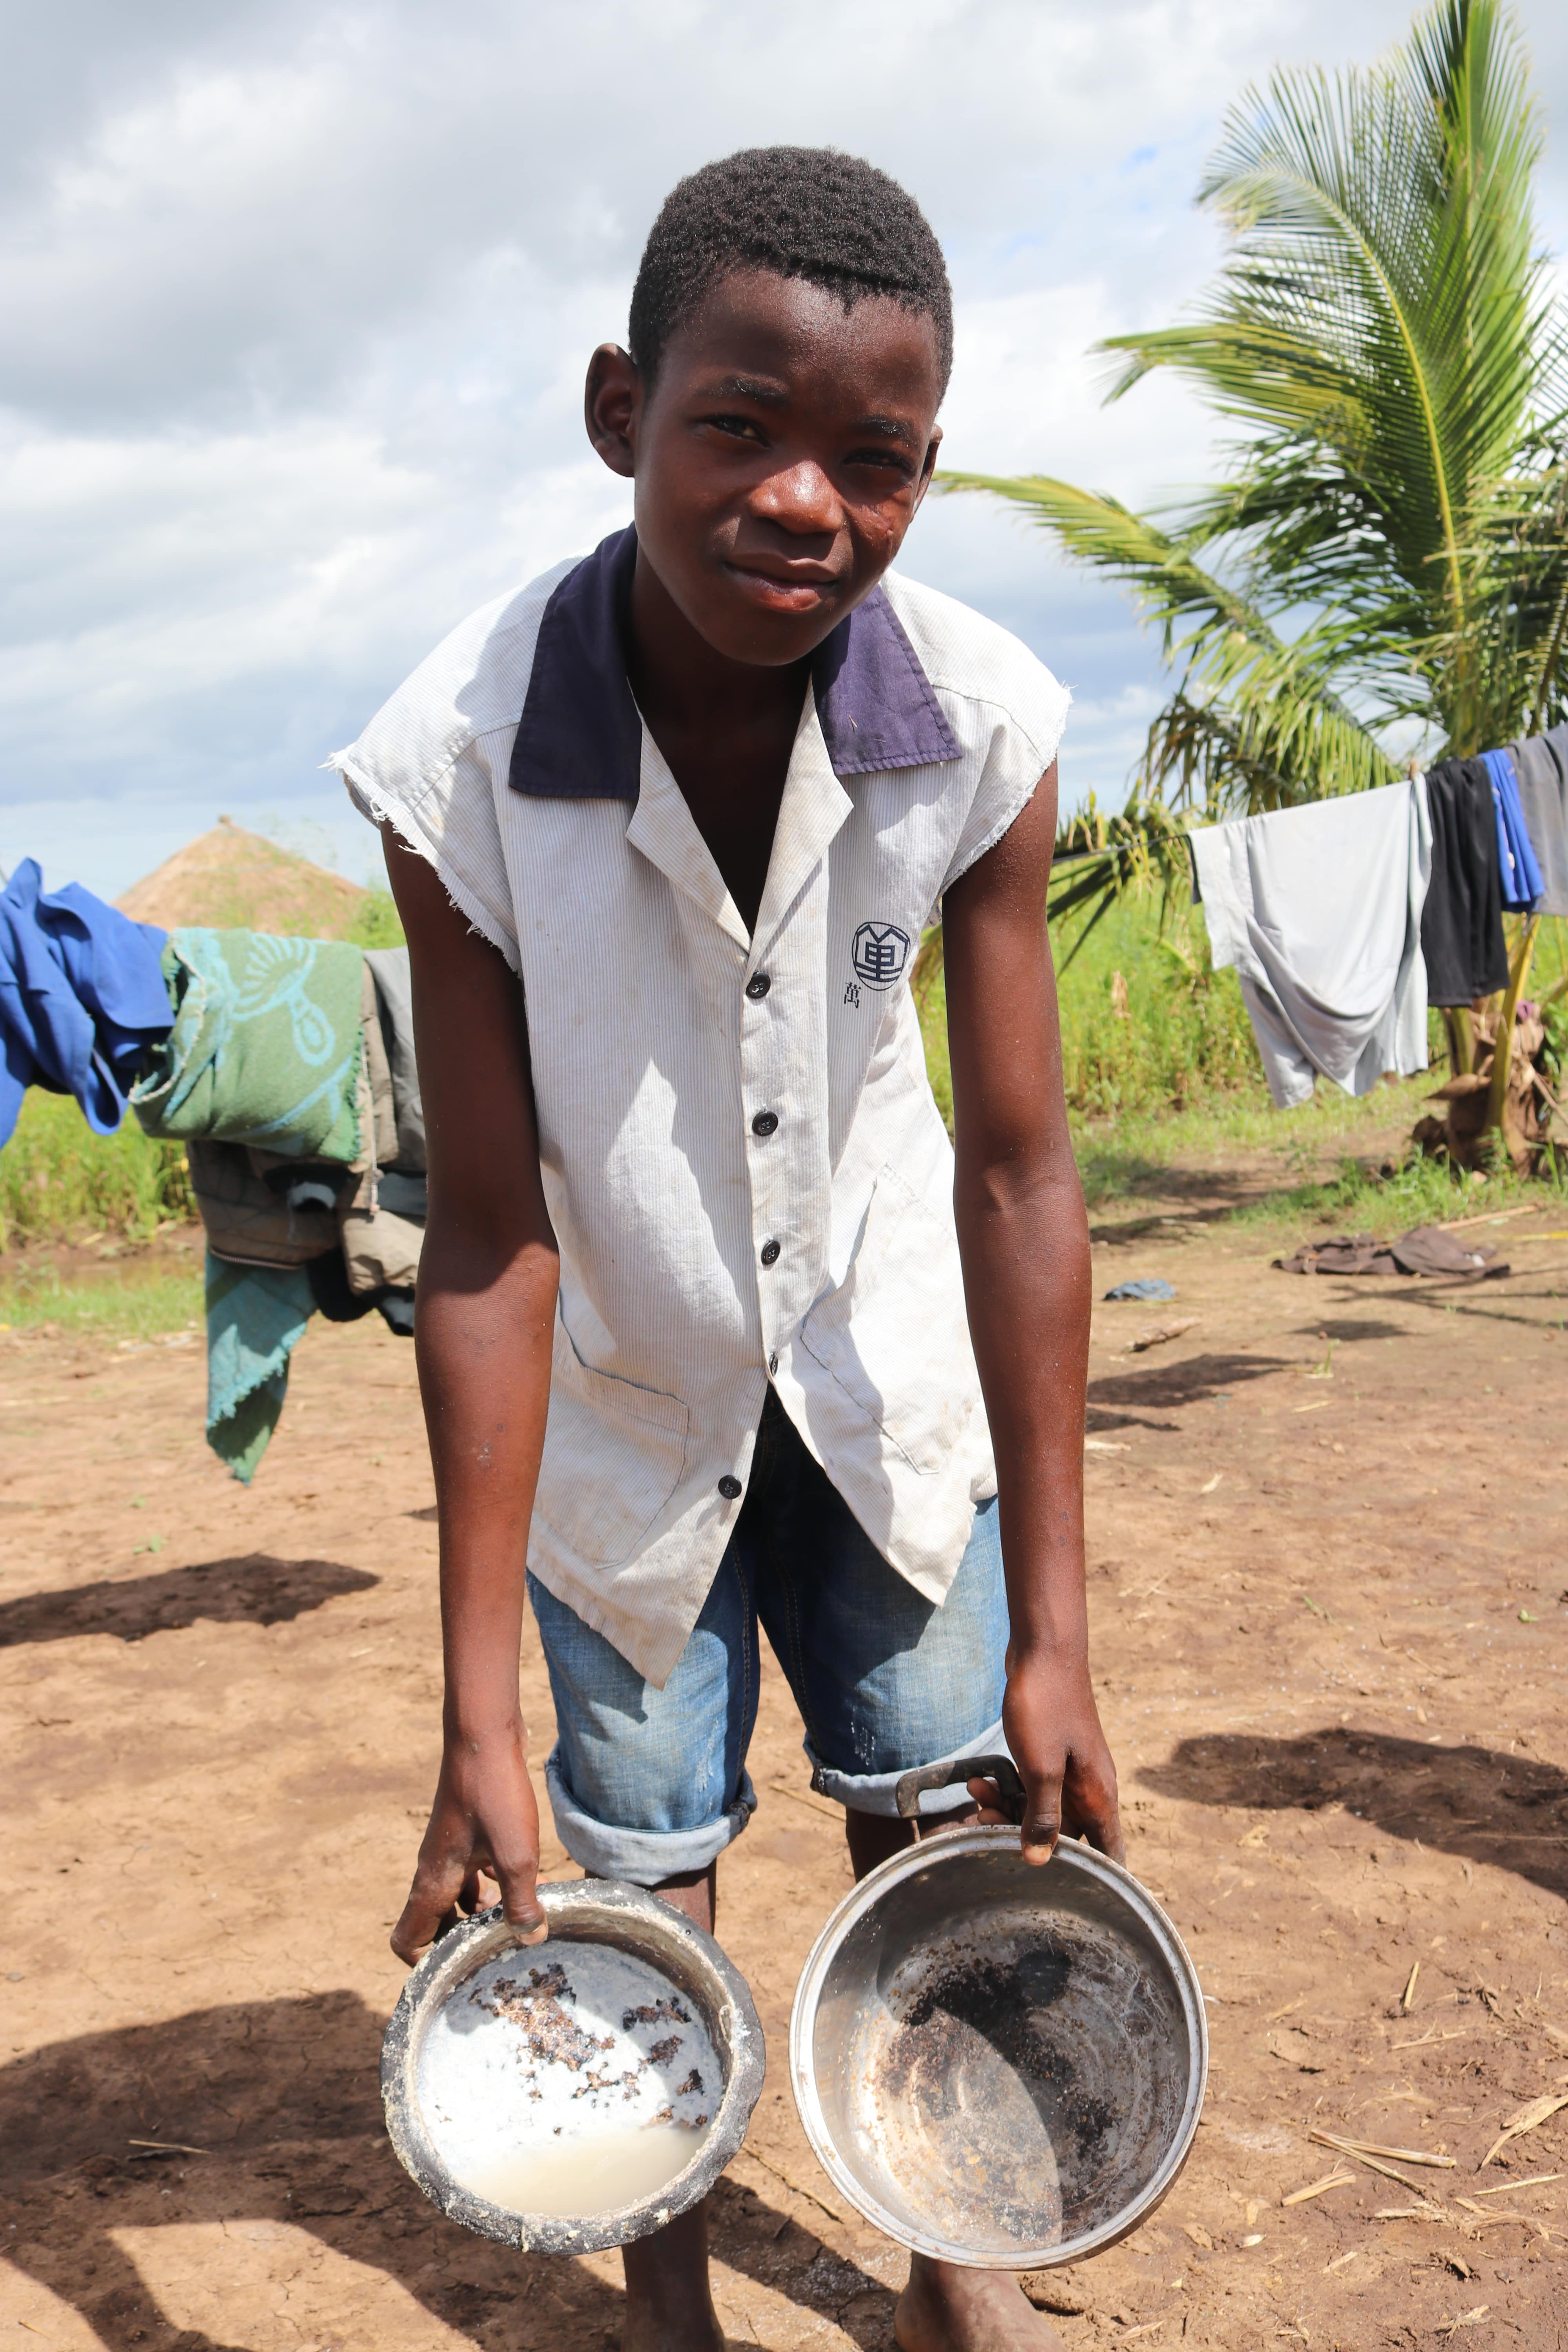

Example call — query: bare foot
[895,2254,1069,2352]
[620,2201,724,2352]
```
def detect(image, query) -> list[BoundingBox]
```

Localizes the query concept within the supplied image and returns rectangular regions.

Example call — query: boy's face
[586,269,945,668]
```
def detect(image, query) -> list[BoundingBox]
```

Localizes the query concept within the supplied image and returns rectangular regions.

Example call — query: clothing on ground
[364,946,425,1169]
[1103,1276,1176,1302]
[334,523,1070,1686]
[0,859,171,1152]
[1190,778,1431,1110]
[530,1388,1011,1885]
[1276,1226,1506,1279]
[204,1250,314,1482]
[1482,748,1544,911]
[1420,758,1510,1005]
[1503,724,1568,919]
[132,928,364,1161]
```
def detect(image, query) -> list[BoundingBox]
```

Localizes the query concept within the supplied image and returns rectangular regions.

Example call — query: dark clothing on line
[1504,724,1568,919]
[1419,759,1509,1005]
[307,1245,416,1335]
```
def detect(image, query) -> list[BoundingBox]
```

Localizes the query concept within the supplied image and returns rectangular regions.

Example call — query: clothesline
[1186,720,1568,1111]
[0,857,427,1483]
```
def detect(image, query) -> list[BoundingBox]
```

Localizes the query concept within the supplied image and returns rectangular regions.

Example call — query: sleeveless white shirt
[334,528,1068,1683]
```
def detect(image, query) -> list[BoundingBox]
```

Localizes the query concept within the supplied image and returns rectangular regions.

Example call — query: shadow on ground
[0,1555,378,1647]
[1088,1350,1292,1416]
[0,1995,894,2352]
[1078,1155,1271,1223]
[1284,1317,1410,1344]
[1142,1727,1568,1904]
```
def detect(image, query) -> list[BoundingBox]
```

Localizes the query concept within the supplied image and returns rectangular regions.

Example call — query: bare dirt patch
[3,1194,1566,2349]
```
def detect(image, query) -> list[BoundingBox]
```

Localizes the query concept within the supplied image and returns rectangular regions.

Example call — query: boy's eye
[704,413,767,442]
[846,446,915,479]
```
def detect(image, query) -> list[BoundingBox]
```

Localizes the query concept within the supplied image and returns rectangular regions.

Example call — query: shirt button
[718,1474,742,1500]
[751,1109,779,1137]
[768,1352,779,1376]
[745,972,771,1000]
[760,1239,781,1267]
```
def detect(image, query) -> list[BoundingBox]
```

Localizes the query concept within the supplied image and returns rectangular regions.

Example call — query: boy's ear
[585,344,639,479]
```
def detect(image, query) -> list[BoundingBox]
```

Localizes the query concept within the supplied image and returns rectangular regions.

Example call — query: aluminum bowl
[382,1879,764,2255]
[790,1772,1205,2269]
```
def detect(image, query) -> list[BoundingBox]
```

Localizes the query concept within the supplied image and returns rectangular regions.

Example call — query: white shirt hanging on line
[1190,777,1432,1110]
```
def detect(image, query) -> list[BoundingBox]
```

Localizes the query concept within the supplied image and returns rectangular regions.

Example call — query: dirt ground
[4,1158,1568,2352]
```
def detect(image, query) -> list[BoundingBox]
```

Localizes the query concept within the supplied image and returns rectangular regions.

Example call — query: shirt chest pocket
[533,1310,691,1567]
[797,1164,982,1474]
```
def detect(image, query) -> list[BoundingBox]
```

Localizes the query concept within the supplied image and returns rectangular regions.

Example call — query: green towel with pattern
[132,927,363,1160]
[204,1251,314,1482]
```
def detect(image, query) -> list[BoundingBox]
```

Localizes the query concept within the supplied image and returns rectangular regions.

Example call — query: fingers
[492,1843,548,1945]
[1019,1769,1062,1867]
[390,1856,465,1965]
[965,1774,1007,1818]
[1063,1758,1126,1864]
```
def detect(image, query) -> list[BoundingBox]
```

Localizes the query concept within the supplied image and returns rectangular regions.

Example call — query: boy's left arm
[941,759,1123,1868]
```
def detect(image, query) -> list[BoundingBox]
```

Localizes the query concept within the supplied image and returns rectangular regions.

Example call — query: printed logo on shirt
[851,921,912,992]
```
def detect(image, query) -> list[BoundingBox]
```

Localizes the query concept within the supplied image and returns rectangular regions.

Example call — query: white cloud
[0,0,1563,896]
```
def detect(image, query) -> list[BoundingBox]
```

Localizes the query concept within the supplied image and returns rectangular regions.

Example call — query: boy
[337,147,1121,2352]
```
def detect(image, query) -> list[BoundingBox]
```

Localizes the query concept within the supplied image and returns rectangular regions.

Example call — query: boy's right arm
[382,829,561,1965]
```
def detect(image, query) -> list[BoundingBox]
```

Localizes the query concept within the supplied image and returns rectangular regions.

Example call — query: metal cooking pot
[789,1756,1206,2269]
[382,1878,764,2254]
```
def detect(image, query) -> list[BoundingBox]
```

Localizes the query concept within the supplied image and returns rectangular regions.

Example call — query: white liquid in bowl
[459,2122,714,2217]
[416,1943,720,2219]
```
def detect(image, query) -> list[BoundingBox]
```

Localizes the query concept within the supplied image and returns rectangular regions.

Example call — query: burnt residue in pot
[856,1914,1186,2256]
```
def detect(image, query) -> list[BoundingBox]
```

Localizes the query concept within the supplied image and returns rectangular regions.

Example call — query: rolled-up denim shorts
[527,1387,1010,1886]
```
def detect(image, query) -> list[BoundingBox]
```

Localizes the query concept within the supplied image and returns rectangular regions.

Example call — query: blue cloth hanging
[1482,750,1544,912]
[0,859,172,1151]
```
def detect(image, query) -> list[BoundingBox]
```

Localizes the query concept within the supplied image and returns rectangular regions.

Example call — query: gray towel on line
[1504,724,1568,920]
[365,946,425,1171]
[1190,779,1432,1109]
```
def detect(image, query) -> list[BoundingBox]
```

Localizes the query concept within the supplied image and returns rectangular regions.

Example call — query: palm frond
[1088,0,1566,755]
[941,470,1394,810]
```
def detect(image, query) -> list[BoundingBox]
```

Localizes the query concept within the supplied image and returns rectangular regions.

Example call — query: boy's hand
[391,1724,549,1965]
[968,1646,1124,1867]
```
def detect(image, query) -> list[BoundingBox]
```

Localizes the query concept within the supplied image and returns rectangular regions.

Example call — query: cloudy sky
[5,0,1566,901]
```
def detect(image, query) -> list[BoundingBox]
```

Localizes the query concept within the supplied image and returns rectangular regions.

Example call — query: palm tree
[951,0,1566,811]
[946,0,1568,1121]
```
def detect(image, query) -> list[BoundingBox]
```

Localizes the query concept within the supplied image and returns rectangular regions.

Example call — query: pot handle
[894,1753,1026,1828]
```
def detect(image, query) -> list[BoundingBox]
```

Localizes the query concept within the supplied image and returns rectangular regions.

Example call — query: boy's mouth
[723,558,843,614]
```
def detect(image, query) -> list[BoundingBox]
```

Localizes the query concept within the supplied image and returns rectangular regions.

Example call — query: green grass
[0,1093,192,1250]
[345,884,406,949]
[916,893,1568,1240]
[1071,1076,1432,1204]
[916,891,1265,1136]
[0,1256,202,1341]
[1245,1146,1559,1236]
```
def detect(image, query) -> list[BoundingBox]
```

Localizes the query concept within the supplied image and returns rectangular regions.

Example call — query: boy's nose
[751,461,843,538]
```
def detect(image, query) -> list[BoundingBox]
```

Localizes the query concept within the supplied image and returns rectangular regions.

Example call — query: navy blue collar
[508,524,960,800]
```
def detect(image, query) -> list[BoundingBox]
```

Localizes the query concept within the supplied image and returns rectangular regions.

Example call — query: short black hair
[628,146,953,397]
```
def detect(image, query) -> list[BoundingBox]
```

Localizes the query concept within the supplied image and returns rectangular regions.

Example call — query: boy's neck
[625,545,816,935]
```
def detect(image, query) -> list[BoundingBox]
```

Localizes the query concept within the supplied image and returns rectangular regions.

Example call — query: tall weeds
[0,1094,192,1250]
